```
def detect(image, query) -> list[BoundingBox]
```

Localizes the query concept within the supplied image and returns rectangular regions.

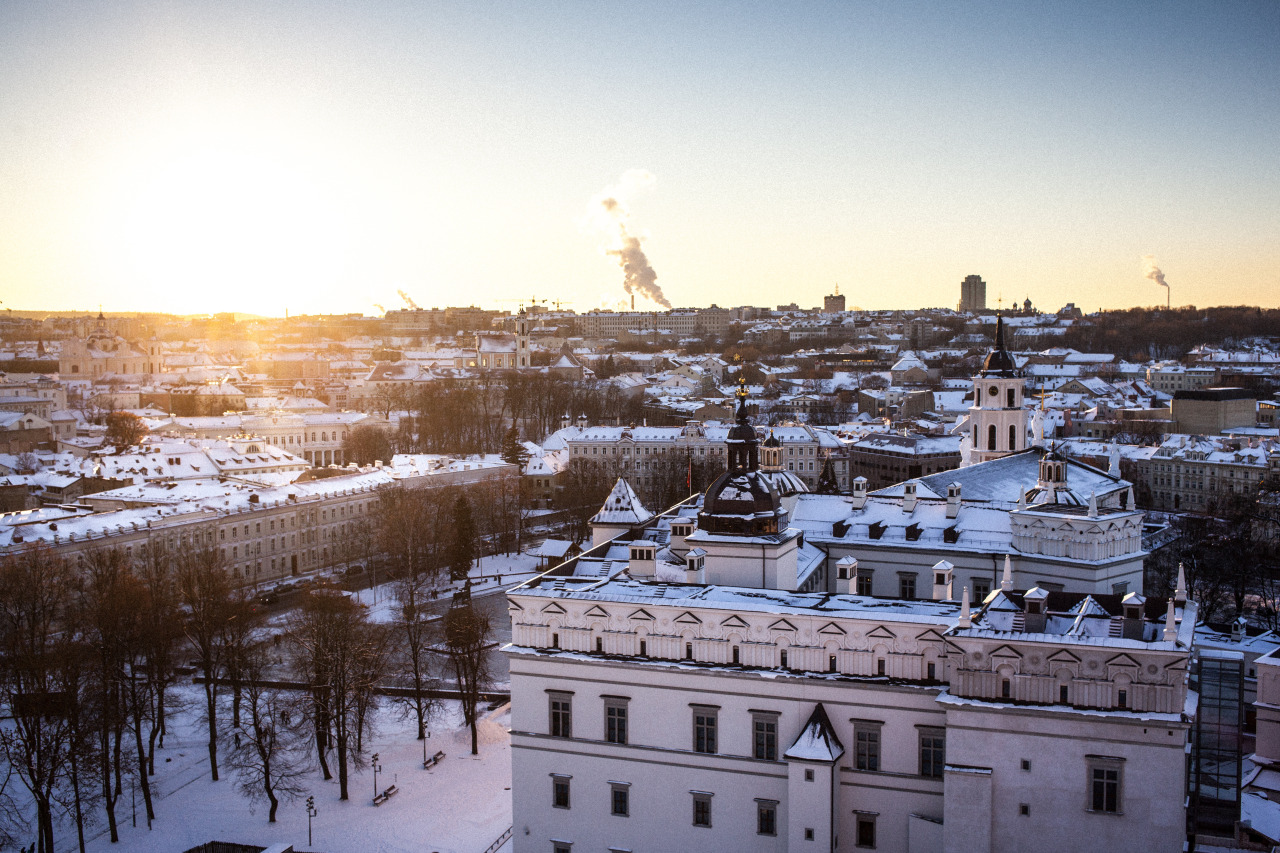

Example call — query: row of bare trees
[1,525,494,852]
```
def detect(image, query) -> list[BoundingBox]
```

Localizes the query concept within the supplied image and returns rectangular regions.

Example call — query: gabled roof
[784,703,845,763]
[591,478,654,526]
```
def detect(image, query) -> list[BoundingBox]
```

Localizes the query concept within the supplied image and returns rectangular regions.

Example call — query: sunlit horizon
[2,2,1278,317]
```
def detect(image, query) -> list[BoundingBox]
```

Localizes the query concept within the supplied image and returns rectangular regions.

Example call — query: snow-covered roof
[591,479,654,526]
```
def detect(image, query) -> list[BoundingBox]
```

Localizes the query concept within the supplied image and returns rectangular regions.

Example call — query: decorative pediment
[988,644,1024,660]
[720,614,750,629]
[817,622,847,636]
[915,629,947,646]
[1047,648,1081,664]
[584,605,610,619]
[541,601,567,615]
[867,625,897,640]
[769,618,798,632]
[674,611,702,625]
[629,608,655,621]
[507,599,524,611]
[1106,653,1140,669]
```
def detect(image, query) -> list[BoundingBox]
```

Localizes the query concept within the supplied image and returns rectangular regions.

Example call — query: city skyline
[2,1,1277,317]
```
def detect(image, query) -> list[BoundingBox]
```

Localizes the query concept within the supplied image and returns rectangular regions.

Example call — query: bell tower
[968,315,1026,465]
[516,306,530,369]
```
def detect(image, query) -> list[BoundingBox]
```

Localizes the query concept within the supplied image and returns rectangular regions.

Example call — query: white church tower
[516,306,530,369]
[968,315,1026,464]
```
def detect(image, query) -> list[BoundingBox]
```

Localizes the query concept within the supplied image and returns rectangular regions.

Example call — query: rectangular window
[610,783,629,817]
[856,814,877,848]
[552,775,570,809]
[919,728,946,778]
[605,699,628,745]
[856,574,873,596]
[693,708,718,754]
[756,800,777,836]
[899,573,917,599]
[1087,757,1123,814]
[549,693,572,738]
[691,792,712,827]
[853,721,881,771]
[973,578,991,601]
[753,713,778,760]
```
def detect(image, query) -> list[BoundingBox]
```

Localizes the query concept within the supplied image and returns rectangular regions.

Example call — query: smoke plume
[585,170,671,310]
[1142,254,1170,306]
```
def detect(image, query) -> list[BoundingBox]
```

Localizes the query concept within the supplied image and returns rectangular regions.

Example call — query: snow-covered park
[6,549,548,853]
[51,687,515,853]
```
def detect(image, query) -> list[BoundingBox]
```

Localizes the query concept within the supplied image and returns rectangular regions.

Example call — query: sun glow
[96,139,355,314]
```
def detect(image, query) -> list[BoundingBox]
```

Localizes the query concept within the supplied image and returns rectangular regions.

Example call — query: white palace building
[505,372,1203,853]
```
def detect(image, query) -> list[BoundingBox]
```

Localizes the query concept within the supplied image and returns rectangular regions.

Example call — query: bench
[423,750,446,769]
[373,784,399,806]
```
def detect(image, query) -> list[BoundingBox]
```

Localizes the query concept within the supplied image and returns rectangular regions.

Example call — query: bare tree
[176,544,234,783]
[443,590,492,756]
[224,639,309,822]
[290,591,388,800]
[391,570,438,742]
[0,547,78,853]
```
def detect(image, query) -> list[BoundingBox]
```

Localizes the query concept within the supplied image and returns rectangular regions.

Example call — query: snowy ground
[12,551,546,853]
[37,684,514,853]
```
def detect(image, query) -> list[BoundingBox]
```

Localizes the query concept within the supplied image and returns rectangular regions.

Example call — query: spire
[1000,555,1013,592]
[1163,598,1179,643]
[1174,563,1187,604]
[1087,490,1098,518]
[1108,442,1121,477]
[957,586,972,628]
[979,313,1018,377]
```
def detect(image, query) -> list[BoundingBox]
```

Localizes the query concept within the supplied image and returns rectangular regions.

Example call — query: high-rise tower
[958,274,987,313]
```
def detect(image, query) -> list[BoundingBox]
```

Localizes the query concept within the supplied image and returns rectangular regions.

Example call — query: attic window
[868,522,886,540]
[905,523,922,542]
[833,520,850,538]
[943,526,959,544]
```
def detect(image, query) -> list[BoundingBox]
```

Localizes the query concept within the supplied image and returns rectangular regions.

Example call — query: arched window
[1010,424,1018,450]
[988,424,997,451]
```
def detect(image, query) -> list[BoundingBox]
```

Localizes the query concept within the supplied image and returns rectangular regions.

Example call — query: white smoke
[583,170,671,310]
[1142,254,1170,306]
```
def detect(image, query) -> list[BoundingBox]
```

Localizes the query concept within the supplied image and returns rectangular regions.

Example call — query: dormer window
[868,522,886,540]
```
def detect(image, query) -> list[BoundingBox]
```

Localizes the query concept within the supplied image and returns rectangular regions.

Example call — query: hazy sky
[2,1,1277,316]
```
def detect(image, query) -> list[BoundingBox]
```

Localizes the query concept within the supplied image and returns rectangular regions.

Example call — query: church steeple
[980,314,1018,378]
[725,372,759,471]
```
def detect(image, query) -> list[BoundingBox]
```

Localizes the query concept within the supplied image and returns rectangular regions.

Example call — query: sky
[1,1,1277,317]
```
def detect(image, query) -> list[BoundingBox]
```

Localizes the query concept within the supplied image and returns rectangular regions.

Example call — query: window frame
[1086,756,1124,815]
[548,691,573,739]
[855,813,877,849]
[752,711,779,761]
[609,781,630,817]
[691,791,713,828]
[692,706,718,754]
[918,726,946,779]
[604,696,629,745]
[551,774,571,809]
[853,720,882,772]
[756,799,778,836]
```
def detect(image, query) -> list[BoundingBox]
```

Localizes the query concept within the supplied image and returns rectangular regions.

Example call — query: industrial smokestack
[1142,254,1170,309]
[585,171,672,311]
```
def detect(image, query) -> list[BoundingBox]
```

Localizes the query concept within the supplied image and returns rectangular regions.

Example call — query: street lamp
[306,796,317,847]
[372,752,382,799]
[422,729,431,765]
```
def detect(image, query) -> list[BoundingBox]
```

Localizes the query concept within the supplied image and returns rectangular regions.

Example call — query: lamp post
[306,796,317,847]
[372,752,382,799]
[422,729,431,765]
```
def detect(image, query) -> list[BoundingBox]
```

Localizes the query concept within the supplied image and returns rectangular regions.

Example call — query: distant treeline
[1061,306,1280,360]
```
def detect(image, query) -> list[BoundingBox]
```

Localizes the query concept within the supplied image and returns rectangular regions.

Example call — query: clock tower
[968,315,1026,464]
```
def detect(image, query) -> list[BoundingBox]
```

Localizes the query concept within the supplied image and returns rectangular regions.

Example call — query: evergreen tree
[448,494,477,581]
[816,458,841,495]
[500,426,529,467]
